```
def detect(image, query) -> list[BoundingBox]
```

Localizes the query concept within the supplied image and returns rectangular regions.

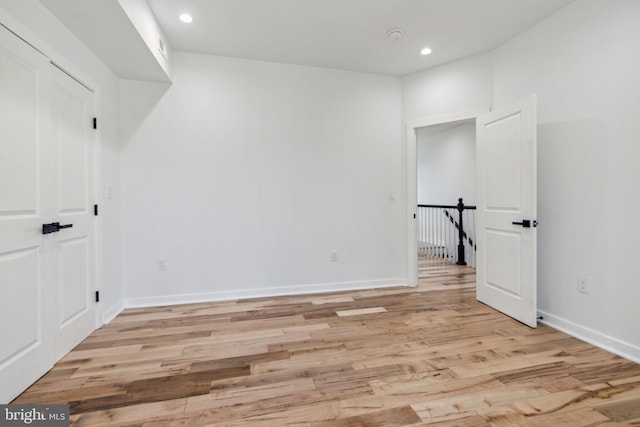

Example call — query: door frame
[405,108,490,287]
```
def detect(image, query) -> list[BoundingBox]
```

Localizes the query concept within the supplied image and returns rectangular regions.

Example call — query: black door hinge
[93,117,97,129]
[94,204,99,216]
[95,291,100,303]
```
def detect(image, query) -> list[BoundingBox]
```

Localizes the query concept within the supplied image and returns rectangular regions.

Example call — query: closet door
[0,25,98,403]
[51,65,97,361]
[0,25,55,403]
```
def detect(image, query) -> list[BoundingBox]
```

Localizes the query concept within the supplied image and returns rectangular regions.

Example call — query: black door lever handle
[511,219,538,228]
[512,220,531,228]
[42,222,73,234]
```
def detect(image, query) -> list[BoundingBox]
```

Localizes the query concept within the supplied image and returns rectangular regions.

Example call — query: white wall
[0,0,123,323]
[493,0,640,360]
[402,52,493,123]
[417,122,476,206]
[120,52,405,306]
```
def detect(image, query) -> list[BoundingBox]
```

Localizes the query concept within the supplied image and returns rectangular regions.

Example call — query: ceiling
[41,0,574,79]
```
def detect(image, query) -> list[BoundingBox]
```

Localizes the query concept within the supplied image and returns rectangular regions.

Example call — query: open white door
[476,95,537,327]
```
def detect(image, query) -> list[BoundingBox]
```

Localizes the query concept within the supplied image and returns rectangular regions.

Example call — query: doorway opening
[416,120,476,271]
[406,109,487,288]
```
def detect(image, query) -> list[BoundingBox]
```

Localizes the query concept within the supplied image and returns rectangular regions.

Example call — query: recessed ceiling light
[420,47,433,56]
[179,13,193,23]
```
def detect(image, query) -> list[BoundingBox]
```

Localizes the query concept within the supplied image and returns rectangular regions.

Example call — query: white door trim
[405,108,490,286]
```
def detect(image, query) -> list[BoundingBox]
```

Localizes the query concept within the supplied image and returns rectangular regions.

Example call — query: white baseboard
[102,302,124,325]
[538,310,640,364]
[124,278,408,309]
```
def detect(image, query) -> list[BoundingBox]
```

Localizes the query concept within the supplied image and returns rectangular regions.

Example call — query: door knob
[42,222,73,234]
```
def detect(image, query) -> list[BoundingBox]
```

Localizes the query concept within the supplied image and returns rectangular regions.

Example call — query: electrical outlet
[158,259,167,272]
[329,250,338,262]
[577,276,589,294]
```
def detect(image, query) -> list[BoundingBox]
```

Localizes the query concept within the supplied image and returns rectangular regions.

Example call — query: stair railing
[417,198,476,266]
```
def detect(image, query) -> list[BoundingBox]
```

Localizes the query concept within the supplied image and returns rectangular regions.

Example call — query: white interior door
[0,26,98,403]
[0,24,54,403]
[476,95,537,328]
[51,66,96,361]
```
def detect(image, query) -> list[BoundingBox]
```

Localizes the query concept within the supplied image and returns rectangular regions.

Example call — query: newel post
[456,198,467,266]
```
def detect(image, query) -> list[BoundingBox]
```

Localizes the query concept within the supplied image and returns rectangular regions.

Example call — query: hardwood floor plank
[189,350,290,373]
[69,366,251,413]
[595,396,640,422]
[312,406,421,427]
[421,412,491,426]
[516,407,612,427]
[11,255,640,426]
[209,362,354,392]
[70,398,187,426]
[184,378,317,413]
[336,306,387,317]
[570,357,640,384]
[448,350,576,378]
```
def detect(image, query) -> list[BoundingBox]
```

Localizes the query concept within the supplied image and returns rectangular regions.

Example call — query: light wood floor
[13,255,640,426]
